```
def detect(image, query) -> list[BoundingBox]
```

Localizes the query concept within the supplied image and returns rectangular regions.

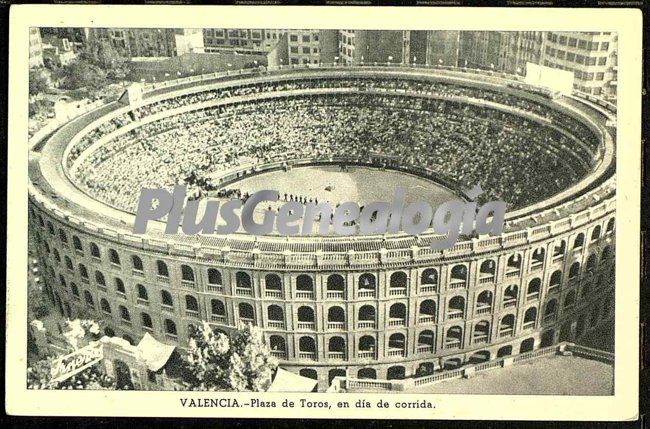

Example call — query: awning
[136,333,176,372]
[267,367,318,392]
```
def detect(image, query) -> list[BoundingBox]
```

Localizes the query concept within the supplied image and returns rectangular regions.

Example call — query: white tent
[136,333,176,372]
[267,367,318,392]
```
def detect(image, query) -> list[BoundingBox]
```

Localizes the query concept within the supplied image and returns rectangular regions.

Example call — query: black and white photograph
[6,4,641,420]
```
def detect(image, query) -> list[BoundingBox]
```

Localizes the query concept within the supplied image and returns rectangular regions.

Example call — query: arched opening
[573,233,585,250]
[326,274,345,297]
[553,240,566,258]
[132,255,143,272]
[181,265,195,283]
[156,260,169,278]
[141,312,153,329]
[328,336,345,359]
[388,333,405,356]
[137,284,148,302]
[544,300,558,322]
[586,254,597,273]
[236,272,252,289]
[115,278,126,295]
[419,300,436,322]
[549,270,562,292]
[497,345,512,358]
[119,305,130,322]
[479,259,496,280]
[357,368,377,379]
[208,269,222,286]
[161,290,173,307]
[520,337,535,353]
[417,330,435,352]
[473,320,490,344]
[211,299,226,320]
[447,295,465,319]
[84,291,95,309]
[388,303,407,325]
[185,295,199,316]
[267,305,284,322]
[298,336,316,356]
[239,303,255,322]
[358,273,376,297]
[327,306,345,327]
[445,326,463,349]
[165,319,177,336]
[523,306,537,329]
[606,218,615,233]
[420,268,438,290]
[90,243,100,259]
[299,368,318,380]
[499,314,515,338]
[113,359,134,390]
[298,306,315,324]
[296,274,314,292]
[468,350,490,364]
[503,285,518,307]
[387,366,406,380]
[527,278,541,301]
[506,253,522,274]
[531,247,545,268]
[450,264,467,285]
[328,368,346,385]
[389,271,407,292]
[358,335,375,354]
[269,335,286,354]
[476,290,493,314]
[591,225,601,241]
[109,249,121,266]
[601,246,611,261]
[358,305,376,327]
[100,298,111,314]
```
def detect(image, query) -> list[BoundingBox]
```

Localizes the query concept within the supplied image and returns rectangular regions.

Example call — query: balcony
[181,280,196,290]
[207,284,223,293]
[499,328,514,338]
[136,298,149,306]
[185,309,199,319]
[388,318,406,327]
[447,310,464,320]
[265,290,283,299]
[161,304,174,314]
[357,350,376,359]
[475,305,492,315]
[357,320,376,329]
[326,290,344,299]
[417,345,434,353]
[420,285,437,293]
[523,321,536,330]
[132,269,144,278]
[548,284,561,295]
[503,298,517,309]
[327,351,346,360]
[120,318,132,327]
[165,333,178,341]
[295,291,314,300]
[96,284,107,292]
[530,262,543,272]
[473,335,488,344]
[327,321,345,330]
[526,292,540,302]
[270,350,286,359]
[505,269,520,278]
[388,288,407,297]
[210,314,226,324]
[298,352,316,361]
[448,279,466,289]
[387,349,405,357]
[418,315,435,324]
[116,291,127,300]
[445,341,461,350]
[552,253,564,262]
[240,317,256,326]
[142,326,154,333]
[236,287,253,297]
[156,275,170,284]
[357,290,376,299]
[267,320,285,329]
[81,277,89,284]
[479,275,495,285]
[297,321,315,330]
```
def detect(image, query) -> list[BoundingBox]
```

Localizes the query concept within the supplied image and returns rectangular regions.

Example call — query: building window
[601,42,609,51]
[598,57,607,65]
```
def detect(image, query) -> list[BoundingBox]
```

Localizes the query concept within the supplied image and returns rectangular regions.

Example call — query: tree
[29,68,50,96]
[62,319,101,350]
[182,322,277,392]
[78,39,131,81]
[57,59,107,94]
[27,356,115,390]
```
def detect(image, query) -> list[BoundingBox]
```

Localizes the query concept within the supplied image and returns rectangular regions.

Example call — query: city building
[88,28,204,58]
[29,64,616,391]
[29,27,44,68]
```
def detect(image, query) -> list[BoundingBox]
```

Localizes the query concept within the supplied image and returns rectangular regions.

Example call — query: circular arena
[28,65,616,390]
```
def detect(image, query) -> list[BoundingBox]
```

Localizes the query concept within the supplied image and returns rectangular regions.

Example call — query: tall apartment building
[88,28,204,57]
[457,30,617,100]
[29,27,44,68]
[538,32,617,100]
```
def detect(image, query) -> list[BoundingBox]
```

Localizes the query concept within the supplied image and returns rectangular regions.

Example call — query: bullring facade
[28,64,616,390]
